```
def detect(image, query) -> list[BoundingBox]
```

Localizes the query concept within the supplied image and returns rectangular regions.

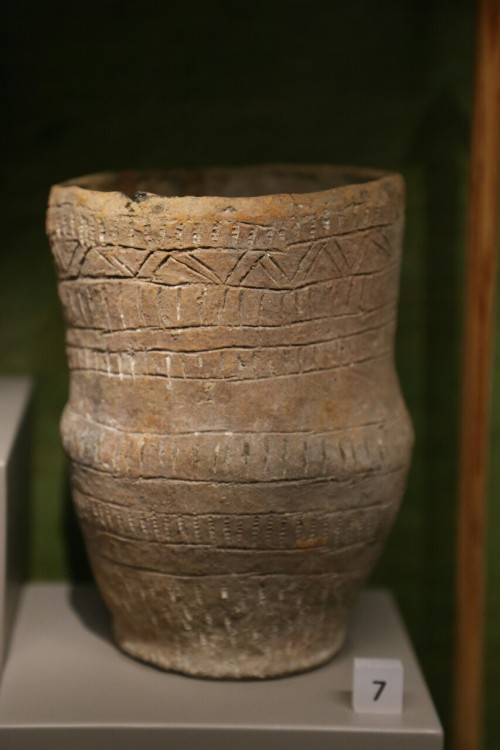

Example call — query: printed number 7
[372,680,387,701]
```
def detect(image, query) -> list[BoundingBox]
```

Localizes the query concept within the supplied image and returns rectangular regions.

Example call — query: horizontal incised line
[70,315,336,333]
[67,351,392,383]
[75,487,393,517]
[59,261,398,291]
[93,554,373,579]
[67,315,395,348]
[65,409,399,438]
[90,529,383,555]
[70,458,408,486]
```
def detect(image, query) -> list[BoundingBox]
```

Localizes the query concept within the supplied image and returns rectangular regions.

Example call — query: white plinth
[0,585,443,749]
[0,376,32,672]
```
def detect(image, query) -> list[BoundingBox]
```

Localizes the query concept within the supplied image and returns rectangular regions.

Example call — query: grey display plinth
[0,586,443,749]
[0,377,32,672]
[0,375,443,749]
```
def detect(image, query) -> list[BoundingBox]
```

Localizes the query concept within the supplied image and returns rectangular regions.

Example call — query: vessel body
[47,165,413,678]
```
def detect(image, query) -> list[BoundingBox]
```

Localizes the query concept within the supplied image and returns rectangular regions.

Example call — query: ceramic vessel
[47,165,413,678]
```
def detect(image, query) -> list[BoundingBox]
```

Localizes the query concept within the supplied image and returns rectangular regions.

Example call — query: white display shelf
[0,586,443,749]
[0,376,32,672]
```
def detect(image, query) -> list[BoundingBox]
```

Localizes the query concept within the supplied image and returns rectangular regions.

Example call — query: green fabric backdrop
[2,0,498,745]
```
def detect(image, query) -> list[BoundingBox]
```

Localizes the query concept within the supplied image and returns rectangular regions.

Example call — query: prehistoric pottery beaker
[47,165,413,678]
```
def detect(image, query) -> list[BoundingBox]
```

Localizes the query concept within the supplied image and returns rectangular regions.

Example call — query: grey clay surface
[47,165,414,678]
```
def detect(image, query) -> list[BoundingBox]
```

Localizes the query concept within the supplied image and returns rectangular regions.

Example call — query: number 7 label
[352,658,404,714]
[372,679,387,701]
